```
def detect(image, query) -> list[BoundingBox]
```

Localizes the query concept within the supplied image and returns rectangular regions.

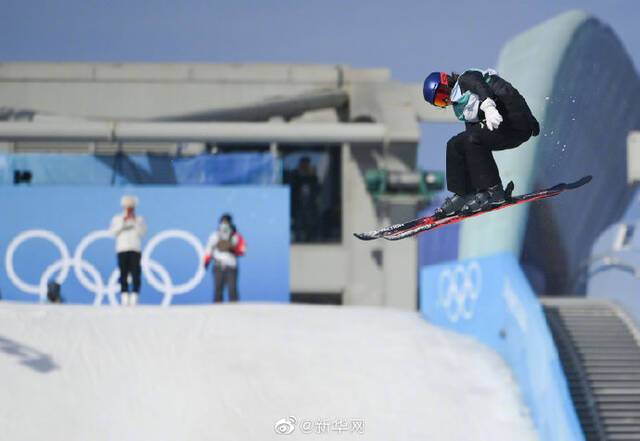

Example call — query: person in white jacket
[110,195,147,306]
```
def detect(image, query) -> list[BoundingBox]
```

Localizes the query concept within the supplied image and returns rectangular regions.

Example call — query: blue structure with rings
[0,186,290,305]
[420,253,584,441]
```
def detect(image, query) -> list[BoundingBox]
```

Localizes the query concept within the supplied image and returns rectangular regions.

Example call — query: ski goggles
[433,73,451,108]
[433,86,451,108]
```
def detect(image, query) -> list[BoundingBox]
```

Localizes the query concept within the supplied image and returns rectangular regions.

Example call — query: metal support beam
[152,89,349,122]
[0,121,389,145]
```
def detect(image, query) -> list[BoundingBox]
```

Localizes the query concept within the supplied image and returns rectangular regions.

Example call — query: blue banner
[173,153,277,185]
[1,186,289,305]
[0,153,277,186]
[420,253,584,441]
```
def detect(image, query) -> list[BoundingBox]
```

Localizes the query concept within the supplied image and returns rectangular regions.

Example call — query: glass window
[211,143,342,243]
[281,146,341,243]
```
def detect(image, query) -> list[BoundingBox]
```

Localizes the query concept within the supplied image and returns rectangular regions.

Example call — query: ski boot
[434,193,472,219]
[460,183,506,215]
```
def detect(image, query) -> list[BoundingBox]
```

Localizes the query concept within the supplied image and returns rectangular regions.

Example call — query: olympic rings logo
[5,229,206,306]
[437,261,482,323]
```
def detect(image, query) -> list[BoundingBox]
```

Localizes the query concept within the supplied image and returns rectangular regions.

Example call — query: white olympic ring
[5,229,206,305]
[142,229,206,306]
[437,261,482,323]
[5,230,71,297]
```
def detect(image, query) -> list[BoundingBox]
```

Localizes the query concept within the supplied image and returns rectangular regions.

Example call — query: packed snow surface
[0,303,538,441]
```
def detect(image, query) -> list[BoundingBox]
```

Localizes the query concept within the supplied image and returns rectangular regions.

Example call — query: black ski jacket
[457,71,540,136]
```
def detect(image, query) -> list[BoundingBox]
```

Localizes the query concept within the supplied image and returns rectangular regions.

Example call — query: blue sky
[1,0,639,169]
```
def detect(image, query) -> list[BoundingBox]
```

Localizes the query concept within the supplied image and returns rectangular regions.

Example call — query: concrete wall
[0,63,351,119]
[459,11,640,294]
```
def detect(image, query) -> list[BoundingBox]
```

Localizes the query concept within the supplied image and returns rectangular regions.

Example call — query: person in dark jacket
[290,156,320,242]
[422,69,540,217]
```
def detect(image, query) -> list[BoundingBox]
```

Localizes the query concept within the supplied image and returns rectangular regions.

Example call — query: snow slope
[0,303,538,441]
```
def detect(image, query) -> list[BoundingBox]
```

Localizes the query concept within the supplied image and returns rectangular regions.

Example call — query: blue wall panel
[420,253,584,441]
[0,186,289,305]
[0,153,277,186]
[417,192,460,268]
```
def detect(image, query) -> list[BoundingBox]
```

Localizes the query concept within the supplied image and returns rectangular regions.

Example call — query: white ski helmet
[120,195,138,208]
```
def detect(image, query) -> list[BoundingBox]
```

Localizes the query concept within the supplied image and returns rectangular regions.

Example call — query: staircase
[543,298,640,441]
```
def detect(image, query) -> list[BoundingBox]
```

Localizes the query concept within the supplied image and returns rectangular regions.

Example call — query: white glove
[480,98,503,131]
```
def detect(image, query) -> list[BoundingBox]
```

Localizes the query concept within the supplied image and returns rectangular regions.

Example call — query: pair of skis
[354,176,592,242]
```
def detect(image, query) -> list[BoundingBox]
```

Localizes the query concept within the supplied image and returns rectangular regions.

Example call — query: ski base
[354,175,592,242]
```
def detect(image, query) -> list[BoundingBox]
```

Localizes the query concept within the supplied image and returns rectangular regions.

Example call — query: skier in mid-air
[422,69,540,218]
[354,69,589,241]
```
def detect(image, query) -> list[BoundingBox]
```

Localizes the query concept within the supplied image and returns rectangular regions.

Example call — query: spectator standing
[110,195,147,306]
[204,213,246,303]
[290,156,320,242]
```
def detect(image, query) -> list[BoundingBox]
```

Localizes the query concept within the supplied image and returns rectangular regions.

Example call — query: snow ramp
[0,303,537,441]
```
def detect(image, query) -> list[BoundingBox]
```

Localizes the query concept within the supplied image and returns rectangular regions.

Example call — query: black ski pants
[117,251,141,293]
[213,265,238,303]
[446,123,531,195]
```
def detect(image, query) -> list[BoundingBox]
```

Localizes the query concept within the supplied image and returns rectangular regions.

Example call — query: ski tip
[568,175,593,189]
[353,232,378,241]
